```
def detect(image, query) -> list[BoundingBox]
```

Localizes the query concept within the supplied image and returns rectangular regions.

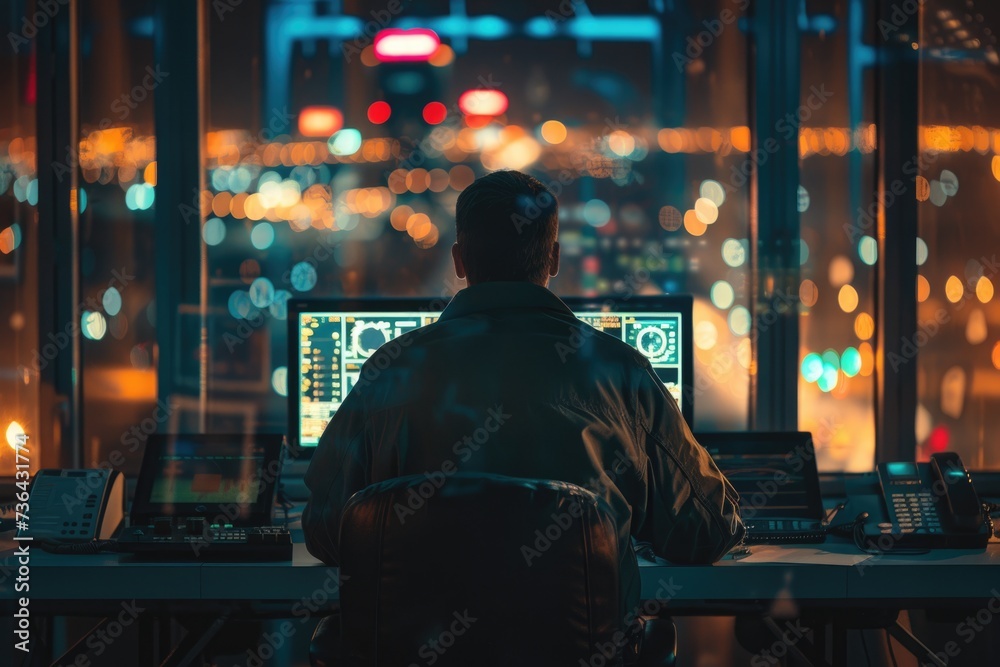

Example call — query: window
[200,0,752,435]
[1,0,38,472]
[917,0,1000,467]
[797,0,878,471]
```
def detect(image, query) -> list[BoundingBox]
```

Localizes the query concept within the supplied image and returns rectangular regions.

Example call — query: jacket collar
[439,282,574,321]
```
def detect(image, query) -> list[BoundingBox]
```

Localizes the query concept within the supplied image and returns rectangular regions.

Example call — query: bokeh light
[828,256,854,287]
[249,277,275,308]
[838,285,859,312]
[251,222,275,250]
[945,275,965,303]
[728,306,751,336]
[328,128,362,156]
[976,276,994,303]
[658,206,682,231]
[841,347,862,377]
[801,353,824,383]
[458,89,509,116]
[298,106,344,137]
[583,199,611,227]
[858,236,878,265]
[290,261,318,292]
[422,101,448,125]
[373,28,440,62]
[102,287,122,317]
[710,280,735,309]
[799,279,819,307]
[699,180,726,206]
[694,197,719,224]
[916,237,928,265]
[203,217,226,246]
[367,101,392,125]
[81,311,107,341]
[540,120,567,144]
[683,209,707,236]
[695,321,718,350]
[854,312,874,340]
[917,275,930,302]
[272,366,288,397]
[721,238,746,267]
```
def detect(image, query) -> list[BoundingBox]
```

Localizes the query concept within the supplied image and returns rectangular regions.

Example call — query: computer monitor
[695,431,824,521]
[288,295,693,453]
[130,433,284,525]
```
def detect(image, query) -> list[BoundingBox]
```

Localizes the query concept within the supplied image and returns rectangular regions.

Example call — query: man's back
[303,282,744,619]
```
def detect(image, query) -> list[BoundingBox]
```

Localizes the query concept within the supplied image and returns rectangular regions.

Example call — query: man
[304,169,744,646]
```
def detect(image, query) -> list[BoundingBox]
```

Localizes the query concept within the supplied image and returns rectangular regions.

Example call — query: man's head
[452,170,560,286]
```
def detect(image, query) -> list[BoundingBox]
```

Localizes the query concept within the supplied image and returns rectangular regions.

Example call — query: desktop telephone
[17,469,126,544]
[861,452,991,550]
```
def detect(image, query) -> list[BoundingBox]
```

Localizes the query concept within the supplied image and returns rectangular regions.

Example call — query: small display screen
[697,432,824,521]
[886,462,919,479]
[148,439,268,504]
[132,434,283,523]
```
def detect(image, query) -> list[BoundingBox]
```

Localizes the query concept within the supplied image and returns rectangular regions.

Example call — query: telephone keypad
[889,490,940,533]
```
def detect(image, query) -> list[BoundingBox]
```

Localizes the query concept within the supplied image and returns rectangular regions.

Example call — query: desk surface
[5,540,1000,610]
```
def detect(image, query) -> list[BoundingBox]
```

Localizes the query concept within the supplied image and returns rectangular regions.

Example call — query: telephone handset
[17,469,126,545]
[872,452,990,550]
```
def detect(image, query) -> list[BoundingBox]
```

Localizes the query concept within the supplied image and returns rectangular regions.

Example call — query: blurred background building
[2,0,999,479]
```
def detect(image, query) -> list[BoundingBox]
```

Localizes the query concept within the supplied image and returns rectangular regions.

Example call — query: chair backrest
[338,472,622,666]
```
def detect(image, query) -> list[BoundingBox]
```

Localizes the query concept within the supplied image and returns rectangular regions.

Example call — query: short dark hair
[455,170,559,284]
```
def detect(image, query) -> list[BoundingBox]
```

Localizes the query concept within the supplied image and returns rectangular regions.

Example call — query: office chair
[309,472,676,666]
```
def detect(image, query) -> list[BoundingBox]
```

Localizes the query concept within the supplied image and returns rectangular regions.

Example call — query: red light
[367,101,391,125]
[928,425,950,452]
[373,29,440,62]
[464,114,492,129]
[298,106,344,137]
[422,101,448,125]
[458,89,508,117]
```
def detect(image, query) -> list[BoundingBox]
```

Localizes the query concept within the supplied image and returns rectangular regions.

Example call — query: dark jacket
[303,281,745,618]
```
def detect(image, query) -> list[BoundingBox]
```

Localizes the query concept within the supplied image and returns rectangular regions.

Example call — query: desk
[10,542,1000,605]
[5,540,1000,666]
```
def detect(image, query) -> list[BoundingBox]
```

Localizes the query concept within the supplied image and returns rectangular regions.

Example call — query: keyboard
[742,519,827,545]
[117,521,292,561]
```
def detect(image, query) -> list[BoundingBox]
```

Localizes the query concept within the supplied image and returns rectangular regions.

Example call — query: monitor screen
[131,434,284,524]
[289,296,693,450]
[696,431,824,521]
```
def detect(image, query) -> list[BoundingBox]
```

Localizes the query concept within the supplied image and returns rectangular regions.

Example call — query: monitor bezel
[694,430,824,521]
[130,433,284,525]
[288,294,695,457]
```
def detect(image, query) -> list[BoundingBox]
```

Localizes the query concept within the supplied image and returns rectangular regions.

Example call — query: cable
[886,630,898,667]
[860,629,872,667]
[841,512,929,556]
[822,502,847,526]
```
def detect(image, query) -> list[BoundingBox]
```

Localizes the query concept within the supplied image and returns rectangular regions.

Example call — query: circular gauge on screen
[351,321,392,358]
[635,326,669,361]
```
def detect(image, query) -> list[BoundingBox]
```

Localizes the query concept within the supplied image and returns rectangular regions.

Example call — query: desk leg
[160,612,230,667]
[830,623,847,667]
[887,621,947,667]
[761,617,822,667]
[138,614,158,665]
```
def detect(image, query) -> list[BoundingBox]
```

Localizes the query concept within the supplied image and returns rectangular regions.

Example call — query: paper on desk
[733,544,873,566]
